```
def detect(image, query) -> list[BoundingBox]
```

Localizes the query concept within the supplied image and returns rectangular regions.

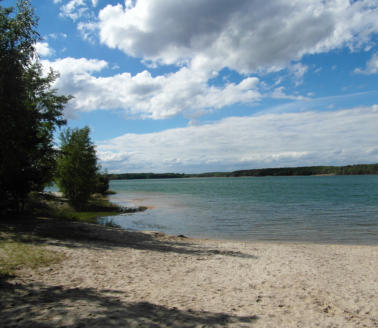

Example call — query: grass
[29,192,146,224]
[0,238,65,277]
[38,207,122,224]
[0,191,146,278]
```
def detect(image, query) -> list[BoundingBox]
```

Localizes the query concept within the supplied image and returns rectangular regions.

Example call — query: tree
[94,170,110,195]
[0,0,71,211]
[55,127,100,210]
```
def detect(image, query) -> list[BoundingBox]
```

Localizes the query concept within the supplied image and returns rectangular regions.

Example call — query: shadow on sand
[0,217,260,326]
[0,277,258,328]
[0,217,258,260]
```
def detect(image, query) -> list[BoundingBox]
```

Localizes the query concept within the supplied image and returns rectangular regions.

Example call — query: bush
[55,127,99,210]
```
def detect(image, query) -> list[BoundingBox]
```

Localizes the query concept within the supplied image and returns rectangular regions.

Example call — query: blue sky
[8,0,378,172]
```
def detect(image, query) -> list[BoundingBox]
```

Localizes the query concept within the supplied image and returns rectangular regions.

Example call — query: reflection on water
[102,176,378,245]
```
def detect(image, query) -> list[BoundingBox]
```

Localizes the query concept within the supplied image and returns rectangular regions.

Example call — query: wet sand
[1,219,377,327]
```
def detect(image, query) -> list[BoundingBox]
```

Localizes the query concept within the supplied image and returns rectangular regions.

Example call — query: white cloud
[59,0,88,20]
[77,21,98,43]
[47,2,378,121]
[355,52,378,74]
[57,1,99,43]
[97,106,378,173]
[42,57,107,75]
[35,42,54,57]
[42,57,261,119]
[48,33,67,40]
[98,0,378,74]
[289,63,308,86]
[271,87,306,101]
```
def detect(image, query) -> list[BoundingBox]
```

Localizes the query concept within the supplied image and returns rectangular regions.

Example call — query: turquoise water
[105,175,378,244]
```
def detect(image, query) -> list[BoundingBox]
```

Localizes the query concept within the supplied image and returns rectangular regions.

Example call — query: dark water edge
[101,175,378,245]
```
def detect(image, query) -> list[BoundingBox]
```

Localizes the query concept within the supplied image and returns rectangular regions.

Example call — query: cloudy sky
[12,0,378,172]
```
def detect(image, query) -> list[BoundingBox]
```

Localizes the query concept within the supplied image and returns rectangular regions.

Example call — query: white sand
[2,221,378,327]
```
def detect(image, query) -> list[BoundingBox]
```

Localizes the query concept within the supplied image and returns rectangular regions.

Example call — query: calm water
[103,175,378,244]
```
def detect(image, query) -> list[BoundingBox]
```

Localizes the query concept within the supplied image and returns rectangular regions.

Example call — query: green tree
[56,127,100,210]
[0,0,71,211]
[94,170,110,195]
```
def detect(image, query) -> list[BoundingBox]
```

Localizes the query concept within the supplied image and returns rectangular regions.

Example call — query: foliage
[108,164,378,180]
[230,164,378,177]
[28,192,145,224]
[94,171,110,194]
[0,0,71,211]
[108,172,187,180]
[55,127,100,210]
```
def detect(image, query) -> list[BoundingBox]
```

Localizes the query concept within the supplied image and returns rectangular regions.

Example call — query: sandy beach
[1,218,377,327]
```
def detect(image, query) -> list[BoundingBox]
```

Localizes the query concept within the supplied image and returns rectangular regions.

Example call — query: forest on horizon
[108,163,378,180]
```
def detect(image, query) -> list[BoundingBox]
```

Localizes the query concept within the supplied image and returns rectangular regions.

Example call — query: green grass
[0,192,143,278]
[25,192,147,230]
[0,239,65,277]
[29,192,145,224]
[55,209,121,224]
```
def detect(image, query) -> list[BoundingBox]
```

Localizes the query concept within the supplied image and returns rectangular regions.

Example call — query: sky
[7,0,378,172]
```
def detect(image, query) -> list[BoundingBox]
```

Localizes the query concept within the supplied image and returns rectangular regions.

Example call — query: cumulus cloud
[59,0,88,20]
[77,21,98,43]
[42,57,261,119]
[97,106,378,173]
[57,0,98,21]
[49,1,378,120]
[42,57,107,75]
[98,0,378,74]
[355,52,378,74]
[35,42,54,57]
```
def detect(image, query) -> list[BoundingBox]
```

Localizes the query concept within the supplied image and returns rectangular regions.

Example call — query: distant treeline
[108,164,378,180]
[230,164,378,177]
[108,173,187,180]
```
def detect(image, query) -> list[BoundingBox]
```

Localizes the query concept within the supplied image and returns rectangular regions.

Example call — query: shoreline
[101,204,378,247]
[106,176,378,246]
[175,229,378,246]
[1,217,377,327]
[102,214,378,247]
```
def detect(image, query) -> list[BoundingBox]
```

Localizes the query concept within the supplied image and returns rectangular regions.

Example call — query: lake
[104,175,378,244]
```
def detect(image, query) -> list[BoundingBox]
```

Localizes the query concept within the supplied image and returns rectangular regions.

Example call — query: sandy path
[1,219,377,327]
